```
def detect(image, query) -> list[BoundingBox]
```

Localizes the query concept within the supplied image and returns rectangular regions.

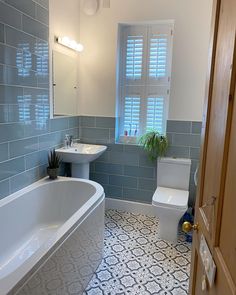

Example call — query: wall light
[56,36,84,52]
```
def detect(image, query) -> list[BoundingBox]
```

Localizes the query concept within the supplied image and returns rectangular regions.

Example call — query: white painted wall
[79,0,213,121]
[49,0,81,116]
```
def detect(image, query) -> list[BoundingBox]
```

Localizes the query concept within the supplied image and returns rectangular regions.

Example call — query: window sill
[118,135,139,145]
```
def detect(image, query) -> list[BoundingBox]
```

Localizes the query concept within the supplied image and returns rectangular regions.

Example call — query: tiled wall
[0,0,79,199]
[0,0,202,207]
[80,117,201,206]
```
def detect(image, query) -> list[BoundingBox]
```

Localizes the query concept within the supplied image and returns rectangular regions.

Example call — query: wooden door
[189,0,236,293]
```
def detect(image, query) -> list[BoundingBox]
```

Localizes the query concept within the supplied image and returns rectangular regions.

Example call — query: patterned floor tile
[84,209,191,295]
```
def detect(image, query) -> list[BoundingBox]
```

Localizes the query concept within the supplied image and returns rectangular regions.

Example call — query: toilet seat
[152,186,188,210]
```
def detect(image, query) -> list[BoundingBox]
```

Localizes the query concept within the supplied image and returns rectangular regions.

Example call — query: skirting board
[105,197,155,216]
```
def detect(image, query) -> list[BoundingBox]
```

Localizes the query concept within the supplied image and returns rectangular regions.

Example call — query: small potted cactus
[47,149,61,179]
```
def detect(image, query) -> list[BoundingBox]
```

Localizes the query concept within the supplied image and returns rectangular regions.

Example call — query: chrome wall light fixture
[56,36,84,52]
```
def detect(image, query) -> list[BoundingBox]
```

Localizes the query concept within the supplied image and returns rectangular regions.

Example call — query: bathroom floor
[84,209,191,295]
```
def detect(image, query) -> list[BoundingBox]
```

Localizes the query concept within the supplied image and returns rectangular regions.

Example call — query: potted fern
[47,149,61,179]
[139,130,168,161]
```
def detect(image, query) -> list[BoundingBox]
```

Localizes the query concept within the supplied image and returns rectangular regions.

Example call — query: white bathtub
[0,177,105,295]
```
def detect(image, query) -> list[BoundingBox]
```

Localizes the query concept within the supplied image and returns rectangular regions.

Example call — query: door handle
[182,221,199,233]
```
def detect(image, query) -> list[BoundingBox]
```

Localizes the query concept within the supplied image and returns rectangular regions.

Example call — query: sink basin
[56,143,107,179]
[56,143,107,164]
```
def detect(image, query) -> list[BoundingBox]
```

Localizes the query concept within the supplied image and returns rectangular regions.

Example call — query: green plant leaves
[139,131,168,162]
[48,149,61,169]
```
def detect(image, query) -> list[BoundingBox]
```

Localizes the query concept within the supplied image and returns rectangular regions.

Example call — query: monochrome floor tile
[84,209,191,295]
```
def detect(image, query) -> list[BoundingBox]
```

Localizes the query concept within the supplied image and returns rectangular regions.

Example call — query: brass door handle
[182,221,199,233]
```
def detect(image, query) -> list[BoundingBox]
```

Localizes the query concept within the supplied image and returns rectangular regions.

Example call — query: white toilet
[152,157,191,243]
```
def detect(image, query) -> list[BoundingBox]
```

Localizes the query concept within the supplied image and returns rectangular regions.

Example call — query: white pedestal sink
[55,143,107,179]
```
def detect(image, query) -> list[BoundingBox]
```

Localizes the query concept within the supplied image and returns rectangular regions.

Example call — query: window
[116,22,174,143]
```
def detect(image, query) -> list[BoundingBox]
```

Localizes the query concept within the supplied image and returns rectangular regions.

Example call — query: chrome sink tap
[65,134,73,148]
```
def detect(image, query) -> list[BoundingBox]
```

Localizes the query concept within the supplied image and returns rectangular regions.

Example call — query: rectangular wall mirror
[52,50,78,116]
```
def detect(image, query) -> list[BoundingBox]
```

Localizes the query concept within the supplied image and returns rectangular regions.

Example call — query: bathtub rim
[0,177,105,295]
[0,176,101,208]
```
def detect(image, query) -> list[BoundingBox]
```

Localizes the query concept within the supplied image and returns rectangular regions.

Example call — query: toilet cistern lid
[152,186,189,209]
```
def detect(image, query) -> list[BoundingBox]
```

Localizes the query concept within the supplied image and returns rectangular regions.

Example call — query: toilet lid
[152,186,189,209]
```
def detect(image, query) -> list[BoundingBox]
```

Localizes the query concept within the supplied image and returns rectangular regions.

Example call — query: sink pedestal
[72,163,90,179]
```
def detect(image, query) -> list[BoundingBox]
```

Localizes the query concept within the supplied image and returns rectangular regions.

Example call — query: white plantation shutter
[117,22,174,142]
[147,24,173,85]
[126,37,143,80]
[149,35,168,79]
[146,97,165,133]
[121,26,147,86]
[123,97,141,134]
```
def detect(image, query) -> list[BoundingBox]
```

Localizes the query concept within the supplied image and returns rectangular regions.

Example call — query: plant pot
[47,167,59,180]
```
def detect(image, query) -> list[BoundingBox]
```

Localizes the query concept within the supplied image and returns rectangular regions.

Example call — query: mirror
[52,50,78,116]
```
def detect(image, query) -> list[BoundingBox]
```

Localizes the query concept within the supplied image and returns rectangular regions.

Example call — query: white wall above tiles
[78,0,213,121]
[49,0,80,56]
